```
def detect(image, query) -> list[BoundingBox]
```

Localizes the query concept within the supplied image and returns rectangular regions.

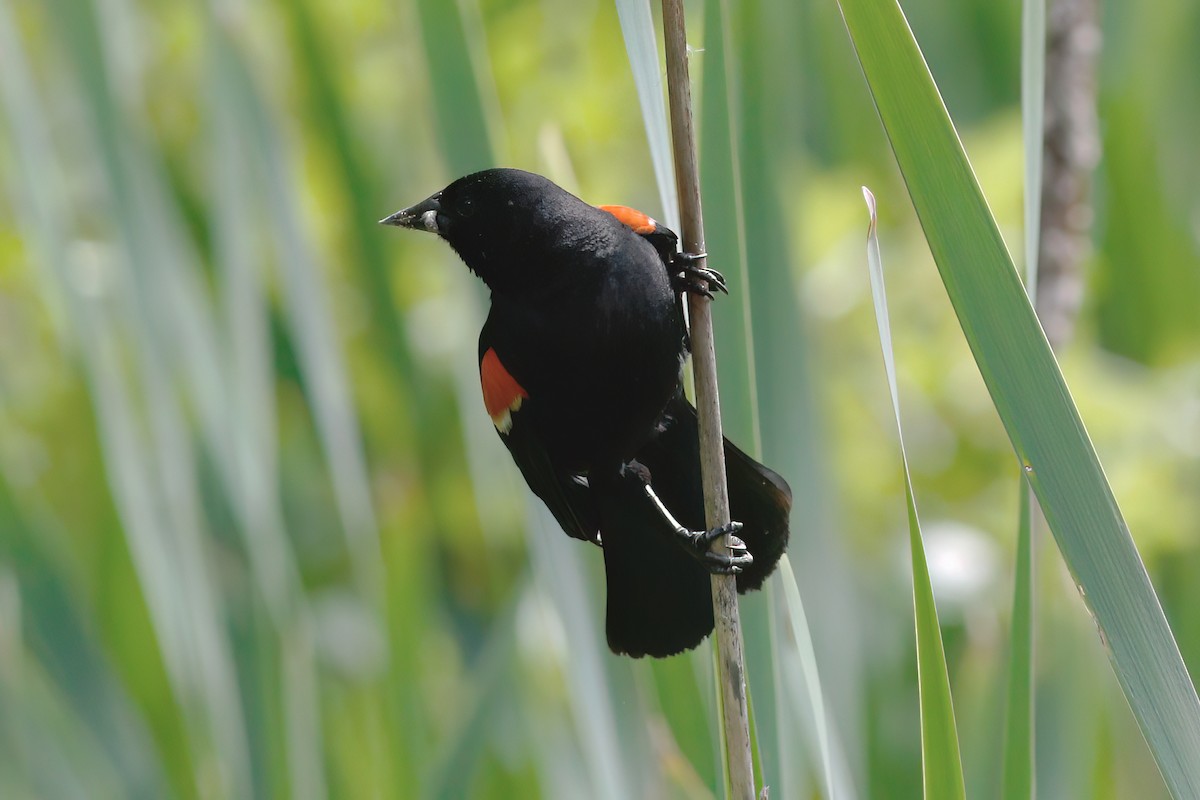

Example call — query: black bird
[382,168,790,657]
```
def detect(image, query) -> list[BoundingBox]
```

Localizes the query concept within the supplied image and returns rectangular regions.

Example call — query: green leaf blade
[1002,482,1036,800]
[839,2,1200,795]
[864,187,966,800]
[908,500,968,800]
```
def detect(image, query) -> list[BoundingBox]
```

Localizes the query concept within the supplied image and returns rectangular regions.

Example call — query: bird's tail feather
[592,468,714,658]
[636,393,792,593]
[592,393,792,657]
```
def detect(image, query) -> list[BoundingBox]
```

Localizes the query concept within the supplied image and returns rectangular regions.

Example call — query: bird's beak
[379,192,442,233]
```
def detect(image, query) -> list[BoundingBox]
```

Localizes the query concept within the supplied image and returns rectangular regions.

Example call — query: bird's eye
[456,196,476,218]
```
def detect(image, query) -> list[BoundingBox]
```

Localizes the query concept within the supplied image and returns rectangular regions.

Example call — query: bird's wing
[597,205,679,267]
[477,334,599,544]
[597,204,692,350]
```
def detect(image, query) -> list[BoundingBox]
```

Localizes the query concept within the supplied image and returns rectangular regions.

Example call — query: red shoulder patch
[480,347,528,433]
[598,204,658,235]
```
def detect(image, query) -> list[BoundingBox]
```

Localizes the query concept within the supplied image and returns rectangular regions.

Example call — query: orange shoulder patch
[598,204,658,235]
[480,347,528,434]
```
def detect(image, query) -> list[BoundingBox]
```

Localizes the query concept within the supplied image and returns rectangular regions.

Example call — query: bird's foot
[638,477,751,574]
[677,521,753,575]
[671,251,728,299]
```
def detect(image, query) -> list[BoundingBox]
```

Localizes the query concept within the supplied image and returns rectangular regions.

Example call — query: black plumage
[383,168,791,657]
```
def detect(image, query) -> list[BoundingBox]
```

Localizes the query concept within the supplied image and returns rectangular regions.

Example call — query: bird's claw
[671,251,729,298]
[680,521,752,575]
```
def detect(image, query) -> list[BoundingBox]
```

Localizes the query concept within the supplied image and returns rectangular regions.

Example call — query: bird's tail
[639,393,792,591]
[594,393,792,657]
[592,468,715,658]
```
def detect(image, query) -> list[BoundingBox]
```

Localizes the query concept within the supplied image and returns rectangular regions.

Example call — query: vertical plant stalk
[660,1,756,797]
[1036,0,1100,348]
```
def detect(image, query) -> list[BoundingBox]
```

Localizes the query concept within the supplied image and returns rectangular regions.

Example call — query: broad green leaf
[839,2,1200,795]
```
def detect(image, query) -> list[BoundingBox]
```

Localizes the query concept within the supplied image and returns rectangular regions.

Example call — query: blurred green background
[1,0,1197,797]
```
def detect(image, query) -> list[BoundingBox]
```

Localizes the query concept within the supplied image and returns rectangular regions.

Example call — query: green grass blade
[407,1,508,784]
[412,0,499,175]
[613,0,679,231]
[646,657,720,793]
[1002,481,1036,799]
[731,2,788,789]
[0,655,125,799]
[734,0,868,789]
[219,31,383,589]
[735,0,867,790]
[694,0,775,791]
[699,0,759,453]
[423,592,519,800]
[863,187,966,800]
[526,503,636,800]
[209,31,294,620]
[1002,1,1045,792]
[5,2,255,792]
[280,0,450,535]
[0,492,172,798]
[839,2,1200,795]
[206,46,332,799]
[905,498,967,800]
[775,556,840,798]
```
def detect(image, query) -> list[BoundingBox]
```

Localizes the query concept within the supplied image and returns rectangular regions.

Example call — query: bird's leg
[670,251,728,299]
[628,465,753,575]
[643,483,750,574]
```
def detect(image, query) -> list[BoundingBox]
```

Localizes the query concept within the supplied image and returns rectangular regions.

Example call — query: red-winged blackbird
[382,168,790,657]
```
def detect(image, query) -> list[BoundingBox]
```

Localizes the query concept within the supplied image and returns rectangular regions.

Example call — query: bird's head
[381,168,618,293]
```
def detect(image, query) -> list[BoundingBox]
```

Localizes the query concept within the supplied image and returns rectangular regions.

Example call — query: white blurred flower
[917,520,1001,621]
